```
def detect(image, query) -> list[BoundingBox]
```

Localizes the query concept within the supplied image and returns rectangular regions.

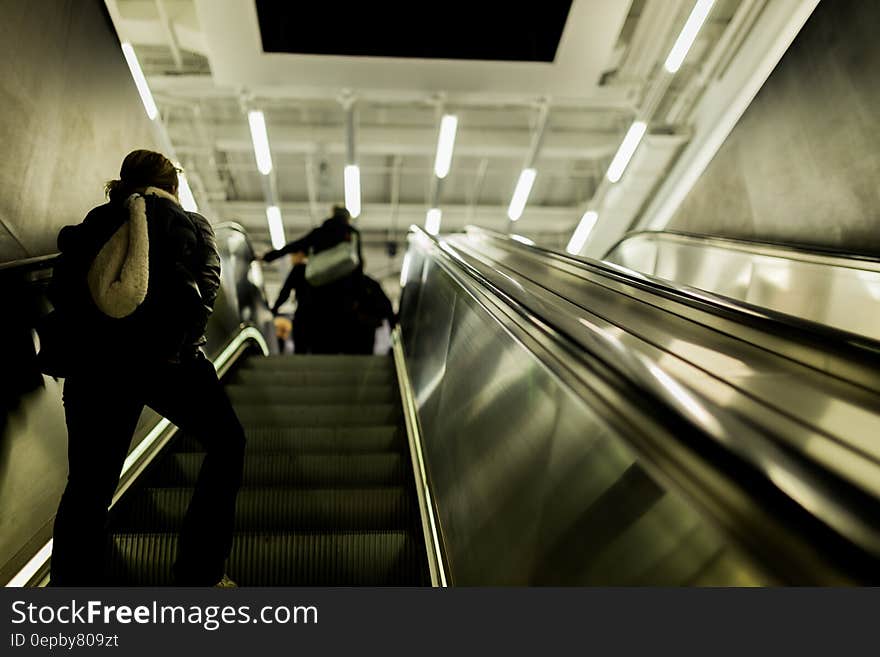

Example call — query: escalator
[106,354,429,585]
[395,226,880,584]
[5,222,880,587]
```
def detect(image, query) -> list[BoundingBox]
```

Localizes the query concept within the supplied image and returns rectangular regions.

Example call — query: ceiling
[105,0,748,305]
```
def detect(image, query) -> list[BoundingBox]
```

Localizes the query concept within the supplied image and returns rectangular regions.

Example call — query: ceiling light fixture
[425,208,442,236]
[176,170,198,212]
[121,43,158,120]
[507,168,537,222]
[665,0,717,73]
[344,165,361,218]
[433,114,458,179]
[248,110,273,175]
[606,121,647,183]
[266,205,286,249]
[566,211,598,254]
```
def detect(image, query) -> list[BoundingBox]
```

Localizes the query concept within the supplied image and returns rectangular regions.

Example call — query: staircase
[107,354,429,585]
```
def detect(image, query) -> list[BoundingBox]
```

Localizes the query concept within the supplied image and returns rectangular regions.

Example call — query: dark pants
[292,308,312,354]
[50,353,246,586]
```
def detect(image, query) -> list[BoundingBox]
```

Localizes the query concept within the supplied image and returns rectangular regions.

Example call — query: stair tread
[173,425,404,453]
[148,452,407,486]
[242,357,393,372]
[226,384,396,404]
[107,350,427,585]
[115,486,417,532]
[107,530,427,586]
[232,403,401,427]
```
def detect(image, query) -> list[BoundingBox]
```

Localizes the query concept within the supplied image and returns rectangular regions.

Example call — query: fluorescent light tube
[606,121,647,183]
[507,168,537,221]
[566,211,598,254]
[665,0,717,73]
[177,171,198,212]
[433,114,458,179]
[425,208,442,236]
[266,205,286,249]
[248,110,273,175]
[121,43,158,120]
[344,164,361,218]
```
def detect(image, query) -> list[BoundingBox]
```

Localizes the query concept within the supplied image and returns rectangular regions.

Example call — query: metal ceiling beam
[147,75,638,111]
[216,201,578,233]
[616,0,691,83]
[342,96,357,165]
[212,159,598,179]
[390,154,403,231]
[663,0,768,125]
[168,123,623,161]
[304,153,319,226]
[523,100,551,169]
[188,104,226,206]
[109,13,208,56]
[154,0,183,70]
[467,158,490,223]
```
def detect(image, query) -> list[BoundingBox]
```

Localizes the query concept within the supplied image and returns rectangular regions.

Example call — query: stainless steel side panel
[399,241,769,585]
[606,232,880,342]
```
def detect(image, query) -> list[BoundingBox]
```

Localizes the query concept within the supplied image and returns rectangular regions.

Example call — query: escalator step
[231,403,400,427]
[105,347,429,587]
[246,354,393,370]
[225,384,396,405]
[173,425,404,453]
[107,531,428,585]
[231,370,395,387]
[148,452,407,487]
[115,487,417,532]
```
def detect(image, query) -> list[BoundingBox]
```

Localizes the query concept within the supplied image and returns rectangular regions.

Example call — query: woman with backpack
[48,150,244,586]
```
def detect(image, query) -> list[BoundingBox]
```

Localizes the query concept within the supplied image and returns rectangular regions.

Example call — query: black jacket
[263,215,362,265]
[355,276,395,328]
[50,195,220,366]
[272,263,310,315]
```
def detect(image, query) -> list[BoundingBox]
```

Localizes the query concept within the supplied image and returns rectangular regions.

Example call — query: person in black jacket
[263,205,360,264]
[269,252,312,353]
[262,205,364,354]
[351,275,396,354]
[49,150,244,587]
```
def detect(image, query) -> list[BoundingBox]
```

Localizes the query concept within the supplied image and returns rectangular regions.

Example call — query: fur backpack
[37,187,178,376]
[86,191,152,317]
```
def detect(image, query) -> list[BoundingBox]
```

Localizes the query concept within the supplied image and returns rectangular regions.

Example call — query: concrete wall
[665,0,880,255]
[0,0,158,264]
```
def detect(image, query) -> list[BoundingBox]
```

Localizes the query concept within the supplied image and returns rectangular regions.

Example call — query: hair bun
[106,150,178,203]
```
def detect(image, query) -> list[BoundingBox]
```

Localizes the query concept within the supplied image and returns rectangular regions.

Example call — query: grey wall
[0,0,158,263]
[665,0,880,255]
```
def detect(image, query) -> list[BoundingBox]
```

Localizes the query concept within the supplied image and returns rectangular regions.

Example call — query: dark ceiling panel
[255,1,573,62]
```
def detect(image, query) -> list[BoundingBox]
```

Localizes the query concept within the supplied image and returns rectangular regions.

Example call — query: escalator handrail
[216,221,258,259]
[605,228,880,267]
[391,327,448,587]
[0,253,58,274]
[463,225,880,368]
[215,221,272,308]
[407,225,880,581]
[0,221,257,274]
